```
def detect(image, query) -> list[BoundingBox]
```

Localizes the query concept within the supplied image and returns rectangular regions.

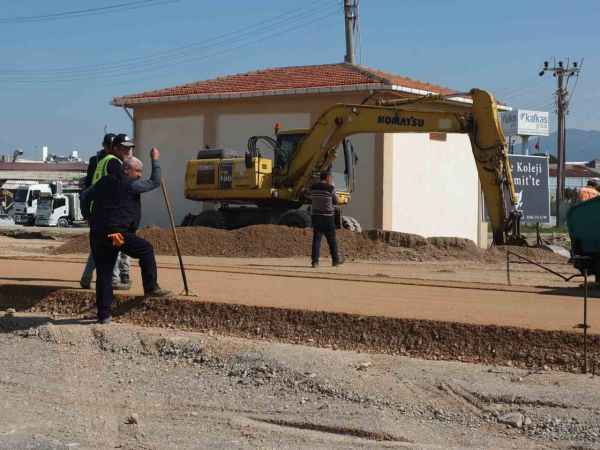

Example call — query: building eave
[112,83,481,108]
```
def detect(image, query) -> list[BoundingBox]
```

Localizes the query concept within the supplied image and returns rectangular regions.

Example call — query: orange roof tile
[113,63,456,106]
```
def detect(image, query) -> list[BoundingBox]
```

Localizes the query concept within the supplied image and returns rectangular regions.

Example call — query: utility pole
[343,0,356,64]
[539,59,581,226]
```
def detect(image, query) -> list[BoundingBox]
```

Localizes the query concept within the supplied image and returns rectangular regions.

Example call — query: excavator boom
[284,89,519,244]
[184,88,521,244]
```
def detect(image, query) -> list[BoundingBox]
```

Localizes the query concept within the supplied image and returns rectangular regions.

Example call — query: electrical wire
[0,0,179,24]
[565,59,584,106]
[1,0,330,76]
[0,0,340,82]
[2,3,343,86]
[4,8,341,85]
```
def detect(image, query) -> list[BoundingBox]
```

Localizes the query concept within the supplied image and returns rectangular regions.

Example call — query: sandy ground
[0,234,596,333]
[1,316,599,450]
[1,233,600,449]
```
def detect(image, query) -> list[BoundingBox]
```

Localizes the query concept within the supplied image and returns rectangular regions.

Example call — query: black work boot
[145,286,173,298]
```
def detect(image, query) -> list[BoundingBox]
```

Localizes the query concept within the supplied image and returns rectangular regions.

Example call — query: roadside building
[113,63,494,246]
[549,162,600,198]
[0,161,87,193]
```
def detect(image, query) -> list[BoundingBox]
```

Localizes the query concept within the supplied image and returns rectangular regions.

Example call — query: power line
[0,0,339,81]
[1,3,343,86]
[0,0,179,24]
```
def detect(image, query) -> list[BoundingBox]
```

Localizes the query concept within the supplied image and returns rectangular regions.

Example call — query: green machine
[567,197,600,281]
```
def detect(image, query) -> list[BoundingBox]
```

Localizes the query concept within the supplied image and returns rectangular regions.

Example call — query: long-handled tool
[160,178,192,296]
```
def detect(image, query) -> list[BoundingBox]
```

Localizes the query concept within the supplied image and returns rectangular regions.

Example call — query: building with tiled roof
[113,63,457,106]
[114,63,487,246]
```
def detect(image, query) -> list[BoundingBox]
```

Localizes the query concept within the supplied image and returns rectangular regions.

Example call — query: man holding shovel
[82,147,171,324]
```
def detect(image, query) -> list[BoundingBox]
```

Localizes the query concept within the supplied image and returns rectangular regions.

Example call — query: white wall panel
[135,115,204,227]
[391,133,479,241]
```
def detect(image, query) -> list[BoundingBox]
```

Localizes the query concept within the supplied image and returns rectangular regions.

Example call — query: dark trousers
[311,215,339,264]
[90,232,158,320]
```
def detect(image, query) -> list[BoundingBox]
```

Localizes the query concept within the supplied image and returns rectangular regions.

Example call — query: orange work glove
[107,233,125,248]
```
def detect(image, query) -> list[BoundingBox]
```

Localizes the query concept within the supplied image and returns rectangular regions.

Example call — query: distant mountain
[535,129,600,162]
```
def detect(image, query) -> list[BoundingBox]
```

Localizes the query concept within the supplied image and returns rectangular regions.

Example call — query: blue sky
[1,0,598,159]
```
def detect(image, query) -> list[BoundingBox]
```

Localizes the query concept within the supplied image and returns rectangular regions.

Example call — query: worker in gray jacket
[309,171,342,268]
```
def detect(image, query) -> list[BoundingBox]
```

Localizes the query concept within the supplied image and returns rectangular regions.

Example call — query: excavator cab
[275,130,357,194]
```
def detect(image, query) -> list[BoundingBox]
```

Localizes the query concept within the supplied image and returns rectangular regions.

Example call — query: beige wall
[135,114,204,227]
[133,93,382,228]
[216,113,310,149]
[131,92,482,243]
[388,133,480,242]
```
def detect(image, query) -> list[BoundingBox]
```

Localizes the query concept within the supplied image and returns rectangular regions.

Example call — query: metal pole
[583,267,589,374]
[506,248,511,286]
[343,0,355,64]
[555,72,566,227]
[160,178,190,296]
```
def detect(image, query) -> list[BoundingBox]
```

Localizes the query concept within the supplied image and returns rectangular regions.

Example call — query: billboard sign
[509,154,550,223]
[501,109,550,137]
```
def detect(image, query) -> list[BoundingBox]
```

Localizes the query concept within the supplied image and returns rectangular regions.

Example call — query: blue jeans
[81,252,130,285]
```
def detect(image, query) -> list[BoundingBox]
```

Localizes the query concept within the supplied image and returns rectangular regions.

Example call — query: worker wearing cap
[309,171,342,268]
[578,179,599,202]
[82,147,171,324]
[80,134,132,290]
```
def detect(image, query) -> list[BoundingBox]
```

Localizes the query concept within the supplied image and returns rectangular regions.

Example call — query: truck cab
[35,192,83,227]
[13,184,52,225]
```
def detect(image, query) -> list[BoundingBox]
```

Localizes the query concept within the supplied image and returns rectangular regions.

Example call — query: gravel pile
[51,225,547,263]
[15,288,597,373]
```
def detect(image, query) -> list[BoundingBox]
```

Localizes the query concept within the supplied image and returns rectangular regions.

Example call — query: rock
[524,416,532,426]
[499,412,524,428]
[357,361,372,371]
[125,413,139,425]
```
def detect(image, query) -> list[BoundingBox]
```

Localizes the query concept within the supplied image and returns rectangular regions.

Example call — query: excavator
[183,88,522,245]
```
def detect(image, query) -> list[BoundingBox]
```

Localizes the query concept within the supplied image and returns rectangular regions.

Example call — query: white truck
[35,192,84,227]
[13,183,53,225]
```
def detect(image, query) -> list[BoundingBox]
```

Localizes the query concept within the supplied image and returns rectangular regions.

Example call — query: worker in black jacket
[84,133,114,189]
[82,147,171,324]
[80,133,131,290]
[309,171,343,268]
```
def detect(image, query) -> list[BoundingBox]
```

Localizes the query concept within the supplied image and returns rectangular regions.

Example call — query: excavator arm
[285,89,520,245]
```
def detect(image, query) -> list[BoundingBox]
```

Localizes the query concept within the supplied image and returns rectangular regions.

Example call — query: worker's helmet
[102,133,116,149]
[113,134,135,149]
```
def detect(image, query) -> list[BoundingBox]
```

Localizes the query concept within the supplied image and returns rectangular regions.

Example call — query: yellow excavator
[183,88,521,244]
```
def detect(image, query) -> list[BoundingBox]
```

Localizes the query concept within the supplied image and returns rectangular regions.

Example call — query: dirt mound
[54,225,499,262]
[3,286,597,373]
[53,225,569,263]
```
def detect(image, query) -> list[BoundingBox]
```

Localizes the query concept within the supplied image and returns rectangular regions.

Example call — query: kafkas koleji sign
[508,155,550,223]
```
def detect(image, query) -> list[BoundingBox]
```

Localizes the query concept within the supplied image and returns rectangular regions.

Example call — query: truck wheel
[278,210,312,228]
[191,210,226,229]
[57,217,70,228]
[342,216,362,233]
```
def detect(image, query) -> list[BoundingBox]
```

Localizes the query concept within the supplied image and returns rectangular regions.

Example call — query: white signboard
[501,109,549,137]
